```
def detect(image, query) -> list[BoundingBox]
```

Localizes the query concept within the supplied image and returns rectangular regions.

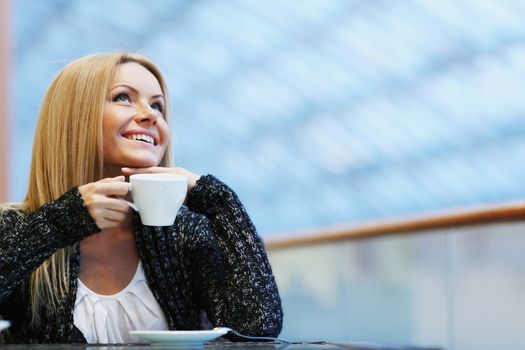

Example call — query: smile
[124,133,157,145]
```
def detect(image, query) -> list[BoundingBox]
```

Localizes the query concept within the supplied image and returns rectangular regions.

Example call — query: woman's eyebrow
[110,84,164,99]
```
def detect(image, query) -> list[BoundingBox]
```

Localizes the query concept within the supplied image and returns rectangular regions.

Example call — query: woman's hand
[78,176,131,229]
[121,166,201,192]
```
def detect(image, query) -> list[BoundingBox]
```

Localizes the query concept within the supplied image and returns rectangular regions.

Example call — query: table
[0,342,441,350]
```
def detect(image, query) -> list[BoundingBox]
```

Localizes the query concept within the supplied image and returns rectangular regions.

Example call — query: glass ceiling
[11,0,525,237]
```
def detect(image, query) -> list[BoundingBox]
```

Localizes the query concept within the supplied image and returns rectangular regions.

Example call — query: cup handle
[126,200,139,212]
[126,183,139,211]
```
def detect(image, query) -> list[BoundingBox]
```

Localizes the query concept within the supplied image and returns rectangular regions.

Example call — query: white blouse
[73,261,169,344]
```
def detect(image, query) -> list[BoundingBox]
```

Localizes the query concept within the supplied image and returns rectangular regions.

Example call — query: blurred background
[9,0,525,238]
[5,0,525,349]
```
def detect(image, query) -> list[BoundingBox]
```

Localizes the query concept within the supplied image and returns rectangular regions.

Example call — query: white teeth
[125,134,155,144]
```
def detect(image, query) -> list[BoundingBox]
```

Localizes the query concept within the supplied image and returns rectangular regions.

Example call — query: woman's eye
[151,102,164,113]
[112,93,130,103]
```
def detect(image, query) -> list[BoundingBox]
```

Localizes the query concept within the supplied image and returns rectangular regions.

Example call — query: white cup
[127,173,188,226]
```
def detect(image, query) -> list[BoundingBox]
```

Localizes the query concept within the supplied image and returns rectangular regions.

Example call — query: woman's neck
[80,215,136,259]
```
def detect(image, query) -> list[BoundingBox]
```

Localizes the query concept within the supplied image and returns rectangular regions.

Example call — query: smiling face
[102,62,170,175]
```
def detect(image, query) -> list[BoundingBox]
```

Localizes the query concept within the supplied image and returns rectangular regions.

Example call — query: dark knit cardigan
[0,175,282,343]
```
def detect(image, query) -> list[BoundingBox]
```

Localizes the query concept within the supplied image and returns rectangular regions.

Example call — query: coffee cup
[127,173,188,226]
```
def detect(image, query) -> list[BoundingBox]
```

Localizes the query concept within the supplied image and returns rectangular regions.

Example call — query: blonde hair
[19,52,172,325]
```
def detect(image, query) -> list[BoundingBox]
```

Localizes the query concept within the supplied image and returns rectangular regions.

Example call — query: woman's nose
[134,103,158,125]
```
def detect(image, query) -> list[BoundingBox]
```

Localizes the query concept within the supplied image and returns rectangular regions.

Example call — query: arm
[0,188,100,303]
[186,175,283,337]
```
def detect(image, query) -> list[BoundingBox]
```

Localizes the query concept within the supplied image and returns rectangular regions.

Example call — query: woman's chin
[123,156,163,168]
[125,161,160,168]
[105,159,161,172]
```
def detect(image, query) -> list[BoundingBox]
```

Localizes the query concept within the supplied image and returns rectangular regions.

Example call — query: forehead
[111,62,162,94]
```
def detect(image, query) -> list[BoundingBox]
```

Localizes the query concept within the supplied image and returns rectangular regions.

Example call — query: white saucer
[130,327,230,347]
[0,320,10,332]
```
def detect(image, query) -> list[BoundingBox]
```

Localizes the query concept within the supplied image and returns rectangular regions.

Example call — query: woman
[0,53,283,344]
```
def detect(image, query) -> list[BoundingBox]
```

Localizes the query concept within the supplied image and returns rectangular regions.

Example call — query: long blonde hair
[21,52,171,325]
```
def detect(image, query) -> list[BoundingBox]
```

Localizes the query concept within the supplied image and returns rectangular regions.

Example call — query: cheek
[102,128,113,148]
[102,114,116,145]
[159,120,171,144]
[102,107,127,141]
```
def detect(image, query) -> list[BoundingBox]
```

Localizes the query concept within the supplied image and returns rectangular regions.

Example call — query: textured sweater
[0,175,282,343]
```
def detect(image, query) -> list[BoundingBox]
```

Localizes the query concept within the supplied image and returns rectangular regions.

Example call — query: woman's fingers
[95,181,130,197]
[102,208,128,222]
[99,175,125,183]
[100,196,130,212]
[84,198,130,228]
[78,177,132,229]
[96,218,122,229]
